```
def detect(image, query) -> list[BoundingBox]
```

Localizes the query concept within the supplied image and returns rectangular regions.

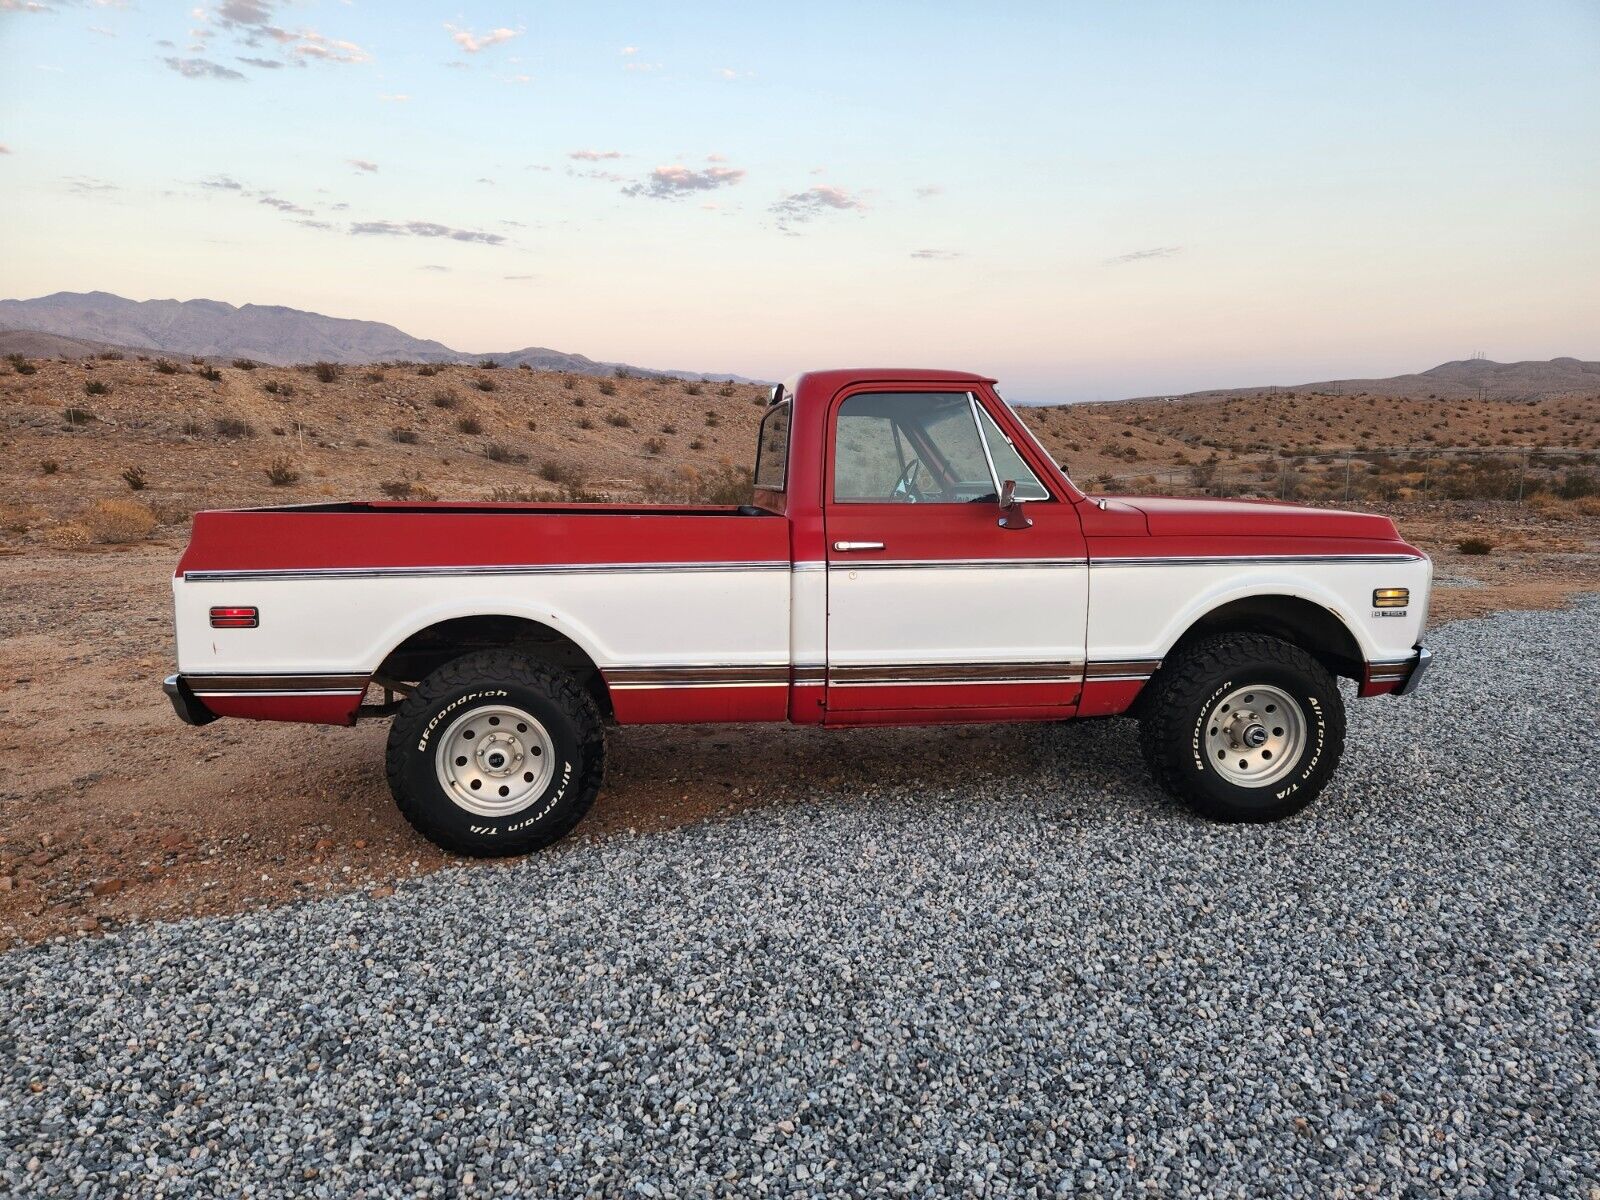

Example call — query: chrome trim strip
[603,664,790,690]
[1397,646,1431,695]
[827,557,1088,570]
[1084,659,1162,681]
[1092,554,1424,568]
[184,673,370,693]
[184,560,792,582]
[192,689,366,698]
[828,661,1083,687]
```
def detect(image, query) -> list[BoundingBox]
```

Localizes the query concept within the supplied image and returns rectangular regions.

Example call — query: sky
[1,1,1597,402]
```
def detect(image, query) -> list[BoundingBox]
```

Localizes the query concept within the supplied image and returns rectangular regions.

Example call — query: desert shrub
[474,376,497,393]
[644,436,668,455]
[639,463,753,505]
[417,363,440,377]
[83,379,110,397]
[380,480,414,500]
[1456,537,1493,556]
[526,419,538,432]
[517,363,531,372]
[197,365,223,382]
[265,456,300,486]
[40,459,59,476]
[262,379,295,398]
[489,486,537,502]
[85,499,157,544]
[478,359,500,370]
[153,358,180,375]
[576,417,595,430]
[361,370,384,383]
[597,379,617,397]
[121,465,148,491]
[682,381,703,396]
[456,414,484,435]
[613,368,631,380]
[63,406,94,426]
[605,411,631,428]
[389,427,420,444]
[312,361,339,383]
[538,459,585,486]
[687,438,704,450]
[660,422,678,435]
[718,382,735,397]
[562,376,576,390]
[6,353,37,375]
[180,417,205,437]
[704,411,721,428]
[1557,468,1596,500]
[214,416,255,438]
[232,358,258,370]
[572,396,586,407]
[98,350,124,361]
[482,441,529,464]
[432,387,460,409]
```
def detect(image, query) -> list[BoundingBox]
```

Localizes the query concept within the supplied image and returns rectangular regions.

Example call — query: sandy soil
[1,355,1596,947]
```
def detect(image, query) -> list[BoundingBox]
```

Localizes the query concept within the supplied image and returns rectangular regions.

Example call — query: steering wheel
[892,458,931,503]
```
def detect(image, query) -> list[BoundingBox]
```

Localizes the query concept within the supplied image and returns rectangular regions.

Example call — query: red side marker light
[210,606,259,629]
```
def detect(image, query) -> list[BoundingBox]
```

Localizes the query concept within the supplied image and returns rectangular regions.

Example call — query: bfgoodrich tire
[1137,633,1345,823]
[385,651,605,856]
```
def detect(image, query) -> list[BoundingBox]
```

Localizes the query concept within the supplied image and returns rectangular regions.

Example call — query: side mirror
[997,479,1033,530]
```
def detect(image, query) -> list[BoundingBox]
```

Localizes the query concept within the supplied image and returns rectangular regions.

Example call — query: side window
[976,405,1050,500]
[833,392,995,504]
[752,400,790,491]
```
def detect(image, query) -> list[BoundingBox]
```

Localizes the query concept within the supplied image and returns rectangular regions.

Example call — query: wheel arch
[1163,593,1364,683]
[373,612,613,720]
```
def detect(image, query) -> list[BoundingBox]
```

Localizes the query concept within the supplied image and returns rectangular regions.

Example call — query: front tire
[385,651,605,856]
[1138,633,1345,822]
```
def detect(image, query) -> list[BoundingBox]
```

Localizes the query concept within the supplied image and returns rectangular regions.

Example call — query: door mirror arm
[997,479,1033,530]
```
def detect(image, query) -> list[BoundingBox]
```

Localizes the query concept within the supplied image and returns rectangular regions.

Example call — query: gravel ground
[3,600,1599,1199]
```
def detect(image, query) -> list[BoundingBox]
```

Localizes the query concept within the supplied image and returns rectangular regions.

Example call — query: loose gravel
[4,600,1599,1198]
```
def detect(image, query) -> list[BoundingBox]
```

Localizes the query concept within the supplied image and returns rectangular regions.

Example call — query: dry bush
[266,457,301,486]
[153,358,181,375]
[456,414,484,435]
[482,442,529,464]
[474,376,497,393]
[576,416,595,430]
[417,363,440,377]
[121,465,148,491]
[597,379,617,397]
[85,499,157,544]
[263,379,295,398]
[84,379,110,397]
[364,370,385,383]
[380,479,437,500]
[432,388,460,409]
[312,362,339,383]
[561,376,576,390]
[389,427,421,445]
[704,411,721,428]
[538,459,585,486]
[1456,537,1494,556]
[1,503,44,534]
[605,411,632,428]
[640,463,753,506]
[180,417,205,437]
[717,382,735,397]
[232,358,258,370]
[62,406,94,426]
[40,459,59,476]
[6,353,37,375]
[644,436,668,455]
[681,381,703,396]
[478,359,500,370]
[197,365,223,382]
[214,416,255,438]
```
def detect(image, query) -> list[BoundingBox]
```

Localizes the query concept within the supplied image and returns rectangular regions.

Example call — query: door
[822,386,1088,719]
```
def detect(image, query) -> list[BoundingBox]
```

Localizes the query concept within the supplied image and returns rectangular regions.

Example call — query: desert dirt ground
[1,355,1597,947]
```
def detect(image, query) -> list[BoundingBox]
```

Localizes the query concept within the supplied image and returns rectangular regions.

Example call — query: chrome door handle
[832,541,884,552]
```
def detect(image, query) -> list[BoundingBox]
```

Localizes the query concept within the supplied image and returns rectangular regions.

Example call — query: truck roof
[785,367,997,394]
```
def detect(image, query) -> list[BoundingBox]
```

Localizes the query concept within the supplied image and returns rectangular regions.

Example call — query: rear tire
[385,651,604,856]
[1137,633,1345,822]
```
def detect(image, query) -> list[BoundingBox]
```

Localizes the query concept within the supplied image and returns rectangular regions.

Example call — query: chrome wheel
[1203,684,1306,788]
[434,703,555,817]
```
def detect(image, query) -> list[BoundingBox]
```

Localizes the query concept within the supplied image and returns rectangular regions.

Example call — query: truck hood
[1115,496,1401,541]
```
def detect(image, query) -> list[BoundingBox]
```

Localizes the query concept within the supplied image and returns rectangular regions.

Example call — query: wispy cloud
[716,67,751,80]
[348,158,379,173]
[349,220,506,245]
[258,193,313,216]
[568,149,622,161]
[64,175,119,194]
[0,144,12,155]
[619,45,637,55]
[910,249,961,261]
[235,56,282,69]
[770,185,865,230]
[446,23,518,53]
[419,264,450,272]
[203,1,371,67]
[1106,245,1182,265]
[199,174,244,190]
[504,274,535,280]
[622,164,745,200]
[914,184,943,198]
[163,56,246,80]
[0,1,52,11]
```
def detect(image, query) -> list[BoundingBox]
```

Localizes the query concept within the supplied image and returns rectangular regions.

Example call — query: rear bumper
[163,674,219,726]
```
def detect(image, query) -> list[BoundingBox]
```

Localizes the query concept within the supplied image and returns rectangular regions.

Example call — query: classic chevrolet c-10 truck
[165,368,1431,854]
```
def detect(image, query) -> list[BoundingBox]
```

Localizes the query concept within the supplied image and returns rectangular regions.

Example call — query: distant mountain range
[0,292,767,383]
[1134,357,1600,403]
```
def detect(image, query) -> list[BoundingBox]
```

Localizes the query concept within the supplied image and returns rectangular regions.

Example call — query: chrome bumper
[163,674,218,727]
[1397,646,1432,696]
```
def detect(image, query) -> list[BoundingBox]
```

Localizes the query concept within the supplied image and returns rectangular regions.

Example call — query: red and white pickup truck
[165,369,1431,854]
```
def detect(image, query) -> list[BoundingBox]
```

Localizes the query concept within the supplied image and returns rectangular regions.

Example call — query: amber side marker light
[1372,588,1410,609]
[210,606,259,629]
